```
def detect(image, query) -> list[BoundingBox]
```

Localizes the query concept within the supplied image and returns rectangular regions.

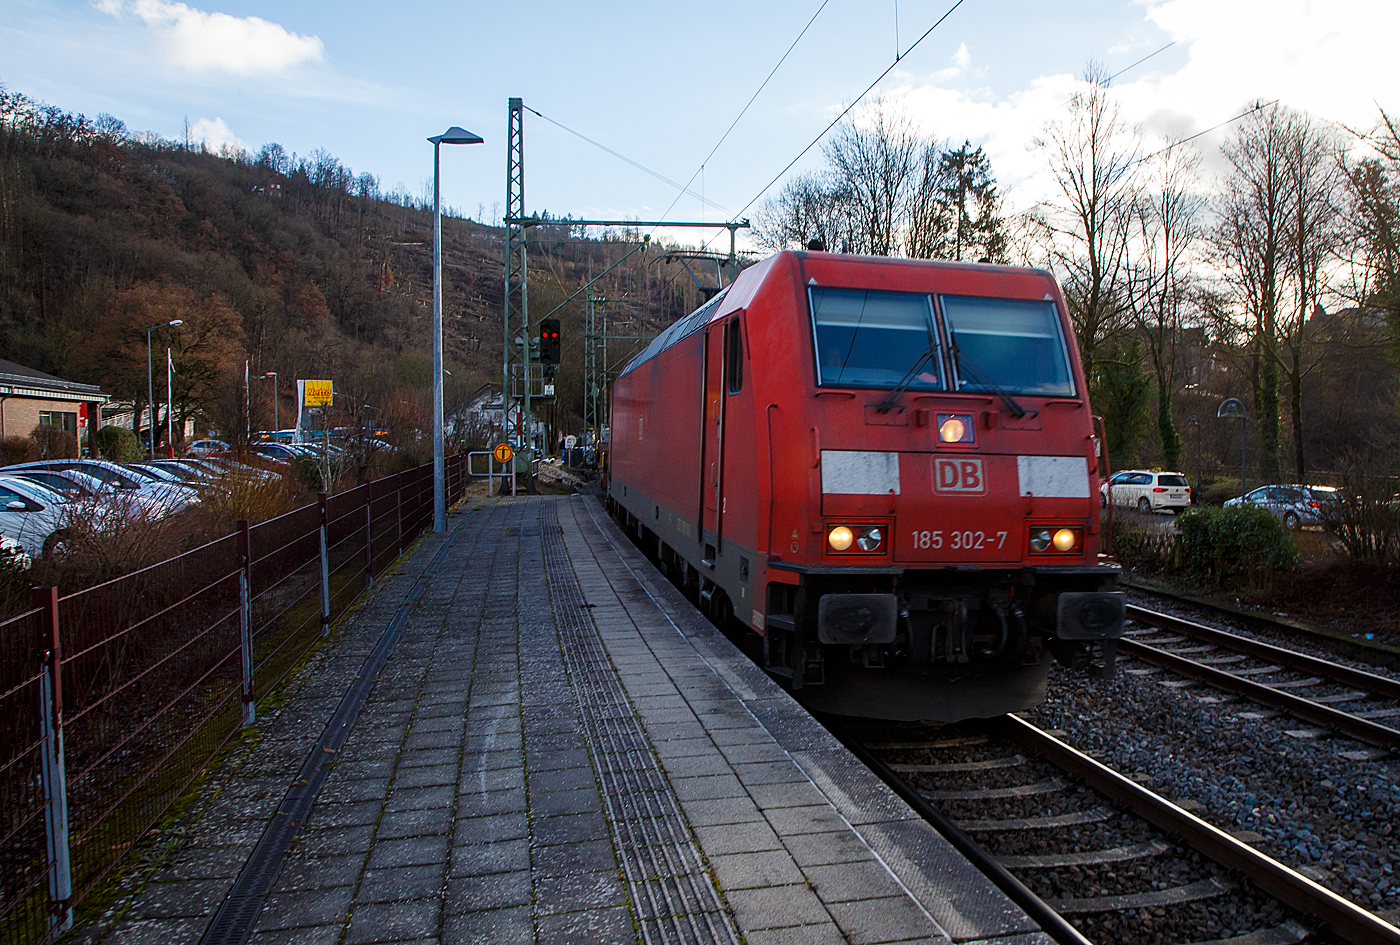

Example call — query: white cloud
[873,0,1400,213]
[190,116,246,153]
[97,0,325,75]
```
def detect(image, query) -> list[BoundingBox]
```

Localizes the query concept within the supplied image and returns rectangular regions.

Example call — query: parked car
[12,467,175,519]
[1223,484,1340,529]
[0,475,76,557]
[1101,469,1192,514]
[10,459,199,513]
[186,438,230,458]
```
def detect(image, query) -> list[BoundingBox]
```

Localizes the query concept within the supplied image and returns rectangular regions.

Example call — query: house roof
[0,359,108,402]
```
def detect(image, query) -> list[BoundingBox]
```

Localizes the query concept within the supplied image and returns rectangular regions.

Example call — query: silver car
[1224,484,1340,530]
[0,476,75,557]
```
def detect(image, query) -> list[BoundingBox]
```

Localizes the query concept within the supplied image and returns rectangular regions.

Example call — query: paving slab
[85,494,1040,945]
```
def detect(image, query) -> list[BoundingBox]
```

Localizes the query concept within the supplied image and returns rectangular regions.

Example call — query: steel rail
[1119,636,1400,750]
[835,730,1092,945]
[1123,584,1400,666]
[992,714,1400,945]
[1127,605,1400,701]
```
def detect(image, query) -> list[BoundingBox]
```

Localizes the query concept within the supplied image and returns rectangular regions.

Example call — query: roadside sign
[303,380,333,407]
[493,443,514,464]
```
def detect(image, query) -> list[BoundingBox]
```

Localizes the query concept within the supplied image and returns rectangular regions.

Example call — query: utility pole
[503,98,531,487]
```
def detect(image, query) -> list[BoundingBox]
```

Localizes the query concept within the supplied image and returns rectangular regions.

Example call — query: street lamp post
[146,319,183,459]
[429,125,484,533]
[1217,399,1247,502]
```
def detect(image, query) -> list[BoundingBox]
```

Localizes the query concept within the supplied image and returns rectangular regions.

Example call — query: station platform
[88,494,1048,945]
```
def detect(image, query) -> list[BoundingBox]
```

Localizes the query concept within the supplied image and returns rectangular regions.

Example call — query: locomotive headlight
[856,526,884,552]
[1029,527,1053,552]
[937,413,975,443]
[1053,528,1079,552]
[827,526,855,551]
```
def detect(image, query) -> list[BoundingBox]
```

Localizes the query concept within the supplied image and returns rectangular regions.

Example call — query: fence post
[34,586,72,938]
[364,484,374,590]
[237,520,255,726]
[319,492,331,636]
[395,472,404,553]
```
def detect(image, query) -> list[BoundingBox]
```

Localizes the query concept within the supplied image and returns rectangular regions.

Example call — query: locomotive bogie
[607,250,1125,721]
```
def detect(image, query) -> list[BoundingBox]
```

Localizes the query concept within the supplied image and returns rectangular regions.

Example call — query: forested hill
[0,86,694,444]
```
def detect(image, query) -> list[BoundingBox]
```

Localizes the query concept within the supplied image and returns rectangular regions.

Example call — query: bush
[93,425,144,462]
[1175,504,1298,589]
[1328,462,1400,564]
[1,435,37,465]
[1107,514,1178,573]
[29,424,77,459]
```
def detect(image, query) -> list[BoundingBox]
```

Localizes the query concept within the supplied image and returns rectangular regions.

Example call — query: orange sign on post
[493,443,514,464]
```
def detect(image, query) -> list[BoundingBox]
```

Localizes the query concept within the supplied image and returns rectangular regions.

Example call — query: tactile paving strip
[541,503,741,945]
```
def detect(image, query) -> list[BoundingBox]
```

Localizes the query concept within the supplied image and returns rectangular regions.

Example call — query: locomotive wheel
[1137,497,1152,514]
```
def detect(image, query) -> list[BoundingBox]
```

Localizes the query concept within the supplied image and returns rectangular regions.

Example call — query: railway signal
[540,318,560,365]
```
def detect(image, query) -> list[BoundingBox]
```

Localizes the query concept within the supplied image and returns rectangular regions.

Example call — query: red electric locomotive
[606,250,1124,721]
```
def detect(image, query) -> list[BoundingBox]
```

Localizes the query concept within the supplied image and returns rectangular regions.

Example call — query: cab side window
[725,317,743,394]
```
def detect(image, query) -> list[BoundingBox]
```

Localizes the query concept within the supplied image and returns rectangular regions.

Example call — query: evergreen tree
[933,142,1008,263]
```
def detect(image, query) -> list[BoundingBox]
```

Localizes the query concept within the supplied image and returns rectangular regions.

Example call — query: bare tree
[1279,114,1343,480]
[1033,63,1140,380]
[753,171,852,252]
[1126,142,1204,471]
[823,102,919,256]
[1213,102,1294,482]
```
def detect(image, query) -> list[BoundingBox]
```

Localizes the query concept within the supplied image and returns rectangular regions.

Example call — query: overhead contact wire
[729,0,969,223]
[651,0,833,235]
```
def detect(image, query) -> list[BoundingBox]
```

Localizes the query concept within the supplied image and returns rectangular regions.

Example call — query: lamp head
[428,126,484,146]
[1217,398,1246,420]
[168,319,184,327]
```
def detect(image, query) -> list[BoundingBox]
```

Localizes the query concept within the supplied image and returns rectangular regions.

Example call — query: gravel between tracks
[1029,661,1400,915]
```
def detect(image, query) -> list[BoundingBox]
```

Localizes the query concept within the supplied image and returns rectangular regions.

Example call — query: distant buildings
[0,359,108,457]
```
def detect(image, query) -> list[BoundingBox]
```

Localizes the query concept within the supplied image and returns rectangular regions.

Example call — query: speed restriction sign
[493,443,514,464]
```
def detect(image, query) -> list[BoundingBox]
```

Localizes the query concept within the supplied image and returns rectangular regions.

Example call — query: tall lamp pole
[146,319,183,459]
[429,125,484,532]
[1217,399,1247,502]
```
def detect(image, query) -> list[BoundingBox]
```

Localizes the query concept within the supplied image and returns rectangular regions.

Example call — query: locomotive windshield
[941,296,1075,396]
[810,288,942,390]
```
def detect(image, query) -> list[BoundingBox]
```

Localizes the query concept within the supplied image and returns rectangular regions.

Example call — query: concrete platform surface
[85,495,1048,945]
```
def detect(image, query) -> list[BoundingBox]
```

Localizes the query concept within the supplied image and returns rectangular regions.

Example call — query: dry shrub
[28,495,189,592]
[30,424,78,459]
[1,435,37,465]
[186,471,311,536]
[1331,460,1400,565]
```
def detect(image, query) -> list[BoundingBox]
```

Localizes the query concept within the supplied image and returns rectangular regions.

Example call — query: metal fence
[0,454,465,944]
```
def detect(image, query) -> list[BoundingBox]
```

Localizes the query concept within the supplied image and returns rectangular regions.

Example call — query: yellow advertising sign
[303,380,333,407]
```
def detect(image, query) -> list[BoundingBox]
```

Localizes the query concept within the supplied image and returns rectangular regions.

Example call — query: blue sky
[3,0,1395,245]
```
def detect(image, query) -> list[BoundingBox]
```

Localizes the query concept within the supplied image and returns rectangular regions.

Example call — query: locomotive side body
[608,251,1123,721]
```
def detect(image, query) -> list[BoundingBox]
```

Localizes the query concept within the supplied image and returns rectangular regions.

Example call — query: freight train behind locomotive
[605,249,1125,721]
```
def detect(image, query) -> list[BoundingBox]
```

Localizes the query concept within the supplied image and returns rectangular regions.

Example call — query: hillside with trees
[0,84,698,457]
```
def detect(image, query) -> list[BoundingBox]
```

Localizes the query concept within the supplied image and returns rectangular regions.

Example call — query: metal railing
[0,455,466,944]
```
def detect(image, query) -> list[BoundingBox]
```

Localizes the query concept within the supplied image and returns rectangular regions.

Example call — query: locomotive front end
[760,254,1125,720]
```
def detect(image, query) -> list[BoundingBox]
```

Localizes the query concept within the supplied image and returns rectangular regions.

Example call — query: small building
[0,359,109,457]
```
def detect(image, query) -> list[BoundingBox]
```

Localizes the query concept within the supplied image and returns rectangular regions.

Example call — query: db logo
[934,458,986,495]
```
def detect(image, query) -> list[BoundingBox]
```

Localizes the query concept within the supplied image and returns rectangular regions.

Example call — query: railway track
[1120,605,1400,755]
[838,717,1400,945]
[1123,583,1400,671]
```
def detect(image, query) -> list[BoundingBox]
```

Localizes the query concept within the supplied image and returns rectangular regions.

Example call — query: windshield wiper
[950,331,1030,419]
[876,343,939,413]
